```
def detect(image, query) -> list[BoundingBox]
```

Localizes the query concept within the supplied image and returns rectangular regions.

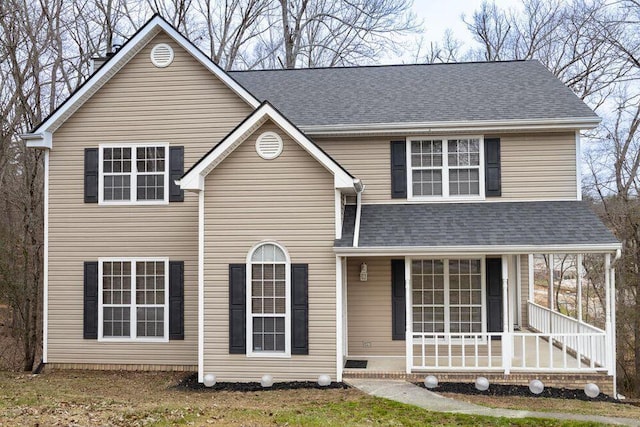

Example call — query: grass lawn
[439,391,640,420]
[0,370,615,426]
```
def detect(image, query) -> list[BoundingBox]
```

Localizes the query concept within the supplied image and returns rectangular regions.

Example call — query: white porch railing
[528,302,607,368]
[411,330,607,372]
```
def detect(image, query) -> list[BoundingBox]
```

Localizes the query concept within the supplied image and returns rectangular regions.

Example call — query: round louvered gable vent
[255,132,283,160]
[150,43,174,68]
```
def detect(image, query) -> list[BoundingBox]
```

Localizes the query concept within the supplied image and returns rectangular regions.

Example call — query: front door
[486,258,503,334]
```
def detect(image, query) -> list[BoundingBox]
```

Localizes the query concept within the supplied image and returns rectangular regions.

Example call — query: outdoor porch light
[261,374,274,388]
[424,375,438,389]
[359,263,368,281]
[475,376,490,391]
[203,373,216,387]
[585,383,600,398]
[528,379,544,394]
[317,374,331,387]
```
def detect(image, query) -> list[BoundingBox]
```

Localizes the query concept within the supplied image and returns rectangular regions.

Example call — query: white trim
[356,197,582,205]
[198,188,204,383]
[42,149,49,362]
[515,254,522,328]
[407,136,485,201]
[98,143,170,205]
[301,117,602,137]
[334,190,342,239]
[501,255,511,374]
[23,131,52,150]
[353,191,362,247]
[336,256,343,382]
[528,254,534,303]
[576,131,582,201]
[245,241,291,358]
[97,257,170,343]
[334,244,622,256]
[178,103,356,192]
[404,256,412,374]
[21,16,259,144]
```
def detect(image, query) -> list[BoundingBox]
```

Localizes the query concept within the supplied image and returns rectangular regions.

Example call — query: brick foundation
[46,363,197,372]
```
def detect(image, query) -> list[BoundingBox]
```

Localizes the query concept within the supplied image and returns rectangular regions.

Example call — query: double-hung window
[412,258,485,336]
[408,137,483,199]
[99,258,169,341]
[247,243,290,356]
[99,144,168,204]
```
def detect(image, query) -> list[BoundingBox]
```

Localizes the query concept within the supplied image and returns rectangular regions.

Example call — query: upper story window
[408,137,484,199]
[98,258,169,341]
[99,144,168,204]
[247,242,290,356]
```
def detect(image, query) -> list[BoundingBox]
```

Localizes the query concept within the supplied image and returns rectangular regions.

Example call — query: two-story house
[22,16,621,394]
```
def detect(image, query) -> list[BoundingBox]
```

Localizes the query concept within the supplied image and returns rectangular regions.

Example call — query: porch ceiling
[336,201,619,251]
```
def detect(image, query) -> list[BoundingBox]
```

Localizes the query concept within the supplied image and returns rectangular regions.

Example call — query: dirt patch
[174,372,349,391]
[418,381,618,402]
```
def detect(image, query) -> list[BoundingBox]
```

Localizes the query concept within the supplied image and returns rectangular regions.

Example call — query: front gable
[179,102,358,192]
[23,15,259,148]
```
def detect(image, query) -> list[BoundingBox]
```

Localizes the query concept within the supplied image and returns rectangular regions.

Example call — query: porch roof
[336,201,620,251]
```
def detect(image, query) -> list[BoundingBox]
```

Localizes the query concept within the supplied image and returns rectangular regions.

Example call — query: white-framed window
[411,257,486,336]
[98,143,169,204]
[246,242,291,357]
[408,137,484,199]
[98,258,169,342]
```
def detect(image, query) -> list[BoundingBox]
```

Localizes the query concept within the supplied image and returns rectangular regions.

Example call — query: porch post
[501,255,511,374]
[576,254,583,323]
[611,261,617,397]
[548,254,554,332]
[604,253,613,375]
[336,256,343,382]
[405,257,412,374]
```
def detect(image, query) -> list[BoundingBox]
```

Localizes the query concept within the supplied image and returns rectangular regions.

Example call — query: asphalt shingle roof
[336,201,618,248]
[229,61,597,127]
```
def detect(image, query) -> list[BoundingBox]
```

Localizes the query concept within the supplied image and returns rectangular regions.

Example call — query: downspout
[352,179,364,247]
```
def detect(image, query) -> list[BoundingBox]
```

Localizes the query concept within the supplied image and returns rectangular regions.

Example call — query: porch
[338,252,617,386]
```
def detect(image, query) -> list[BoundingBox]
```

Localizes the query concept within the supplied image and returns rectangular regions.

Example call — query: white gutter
[302,117,602,137]
[334,243,622,257]
[352,183,365,247]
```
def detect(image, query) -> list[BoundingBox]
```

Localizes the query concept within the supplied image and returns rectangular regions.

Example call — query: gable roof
[230,61,600,134]
[179,101,357,192]
[22,14,260,149]
[336,201,620,252]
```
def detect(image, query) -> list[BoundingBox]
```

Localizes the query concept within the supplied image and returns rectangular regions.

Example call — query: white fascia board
[28,16,260,145]
[302,117,602,137]
[333,243,622,256]
[22,132,52,149]
[180,103,356,191]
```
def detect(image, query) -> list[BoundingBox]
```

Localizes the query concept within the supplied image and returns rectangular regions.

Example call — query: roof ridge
[228,59,536,73]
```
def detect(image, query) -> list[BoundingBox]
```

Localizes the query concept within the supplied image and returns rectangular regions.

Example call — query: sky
[412,0,522,46]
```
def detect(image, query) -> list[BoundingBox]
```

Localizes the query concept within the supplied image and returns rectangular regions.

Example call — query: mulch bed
[174,372,349,392]
[417,382,619,403]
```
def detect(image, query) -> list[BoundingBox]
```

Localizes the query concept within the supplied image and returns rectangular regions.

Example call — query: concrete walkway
[345,378,640,426]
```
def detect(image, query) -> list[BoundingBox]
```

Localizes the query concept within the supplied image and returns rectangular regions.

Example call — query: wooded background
[1,0,639,395]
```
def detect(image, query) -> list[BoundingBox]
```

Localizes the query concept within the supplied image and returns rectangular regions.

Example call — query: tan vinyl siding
[203,121,337,381]
[47,31,253,365]
[315,137,390,204]
[316,132,577,202]
[346,258,405,357]
[500,132,577,200]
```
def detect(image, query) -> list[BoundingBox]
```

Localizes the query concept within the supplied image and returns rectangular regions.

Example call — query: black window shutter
[169,146,184,202]
[390,141,407,198]
[391,259,406,341]
[291,264,309,355]
[84,261,99,339]
[229,264,246,354]
[84,148,99,203]
[484,138,501,197]
[169,261,184,340]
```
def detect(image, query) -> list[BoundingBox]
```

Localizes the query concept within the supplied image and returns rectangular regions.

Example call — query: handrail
[528,301,603,334]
